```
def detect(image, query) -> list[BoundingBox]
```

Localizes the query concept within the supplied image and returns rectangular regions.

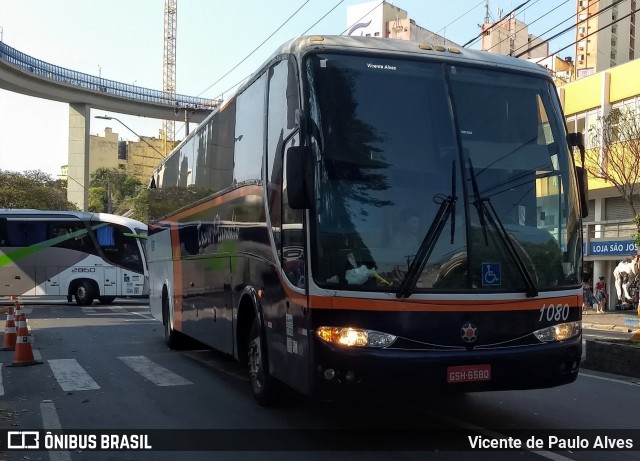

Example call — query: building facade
[575,0,639,78]
[346,1,459,46]
[481,14,548,59]
[61,128,176,190]
[559,57,640,308]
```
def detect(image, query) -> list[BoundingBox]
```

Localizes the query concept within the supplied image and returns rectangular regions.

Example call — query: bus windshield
[306,53,581,293]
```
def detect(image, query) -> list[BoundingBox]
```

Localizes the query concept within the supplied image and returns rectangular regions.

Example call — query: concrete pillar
[599,72,611,170]
[67,103,90,211]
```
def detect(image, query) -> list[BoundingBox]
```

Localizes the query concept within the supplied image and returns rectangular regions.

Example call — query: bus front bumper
[312,336,581,395]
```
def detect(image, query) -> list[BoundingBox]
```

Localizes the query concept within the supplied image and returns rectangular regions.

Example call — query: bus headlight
[533,321,581,342]
[316,327,397,348]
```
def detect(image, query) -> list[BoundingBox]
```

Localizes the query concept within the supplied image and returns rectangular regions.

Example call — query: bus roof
[269,35,551,77]
[0,210,147,230]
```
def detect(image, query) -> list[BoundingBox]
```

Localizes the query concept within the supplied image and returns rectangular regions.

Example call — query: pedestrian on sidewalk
[582,276,595,315]
[595,276,607,313]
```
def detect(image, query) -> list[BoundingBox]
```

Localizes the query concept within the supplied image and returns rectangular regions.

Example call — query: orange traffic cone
[8,310,42,367]
[12,296,22,320]
[1,305,16,351]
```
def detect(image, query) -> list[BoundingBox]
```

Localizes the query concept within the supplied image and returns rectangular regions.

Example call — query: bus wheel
[74,281,95,306]
[163,290,182,349]
[248,317,280,406]
[98,296,116,304]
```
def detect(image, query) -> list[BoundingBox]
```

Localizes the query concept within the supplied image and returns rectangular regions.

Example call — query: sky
[0,0,577,178]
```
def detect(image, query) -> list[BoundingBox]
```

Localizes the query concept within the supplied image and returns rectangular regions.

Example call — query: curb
[581,339,640,379]
[583,323,632,333]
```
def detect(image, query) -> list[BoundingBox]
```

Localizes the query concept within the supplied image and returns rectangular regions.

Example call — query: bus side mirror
[575,166,589,218]
[567,133,588,218]
[286,145,313,209]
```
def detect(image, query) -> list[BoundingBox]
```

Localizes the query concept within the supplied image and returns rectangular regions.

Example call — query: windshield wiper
[396,161,457,298]
[467,159,538,297]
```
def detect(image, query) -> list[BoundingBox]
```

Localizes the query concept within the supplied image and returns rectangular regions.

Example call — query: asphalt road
[1,300,639,461]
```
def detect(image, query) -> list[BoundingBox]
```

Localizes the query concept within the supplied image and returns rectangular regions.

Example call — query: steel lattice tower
[162,0,177,153]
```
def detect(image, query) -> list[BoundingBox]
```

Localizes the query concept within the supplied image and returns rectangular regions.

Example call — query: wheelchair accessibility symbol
[482,263,501,286]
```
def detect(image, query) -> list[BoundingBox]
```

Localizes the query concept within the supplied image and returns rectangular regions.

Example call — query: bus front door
[119,269,145,297]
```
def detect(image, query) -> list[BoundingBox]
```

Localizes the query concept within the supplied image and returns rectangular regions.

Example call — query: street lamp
[94,115,165,159]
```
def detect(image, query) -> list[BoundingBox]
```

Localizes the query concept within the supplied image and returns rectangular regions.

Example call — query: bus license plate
[447,364,491,383]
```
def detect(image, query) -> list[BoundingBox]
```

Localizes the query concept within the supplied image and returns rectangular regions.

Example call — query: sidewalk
[582,308,639,333]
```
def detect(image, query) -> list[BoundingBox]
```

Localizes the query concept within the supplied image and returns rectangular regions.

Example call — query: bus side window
[51,221,95,253]
[95,223,143,273]
[267,58,304,289]
[6,221,47,246]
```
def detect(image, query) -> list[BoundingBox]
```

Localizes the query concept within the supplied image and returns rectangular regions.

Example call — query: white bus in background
[0,210,148,305]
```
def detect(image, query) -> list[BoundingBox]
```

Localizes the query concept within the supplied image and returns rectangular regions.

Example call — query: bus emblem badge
[461,323,478,343]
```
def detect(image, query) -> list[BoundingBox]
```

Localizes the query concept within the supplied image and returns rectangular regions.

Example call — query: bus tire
[162,288,183,349]
[98,296,116,304]
[74,280,96,306]
[248,316,280,406]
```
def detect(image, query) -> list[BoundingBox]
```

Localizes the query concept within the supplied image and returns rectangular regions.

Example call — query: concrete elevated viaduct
[0,40,216,210]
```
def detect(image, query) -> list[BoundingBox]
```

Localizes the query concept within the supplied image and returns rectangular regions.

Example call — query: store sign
[588,240,638,256]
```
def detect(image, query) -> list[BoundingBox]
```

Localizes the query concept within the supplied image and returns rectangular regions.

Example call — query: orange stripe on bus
[166,185,263,222]
[270,264,578,312]
[307,295,580,312]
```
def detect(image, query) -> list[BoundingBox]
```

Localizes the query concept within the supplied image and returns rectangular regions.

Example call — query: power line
[462,0,534,48]
[515,0,629,58]
[212,0,345,102]
[469,0,544,50]
[511,0,625,58]
[205,0,477,101]
[533,3,640,64]
[302,0,344,35]
[435,0,485,35]
[196,0,311,98]
[483,0,568,54]
[505,3,576,57]
[340,1,383,35]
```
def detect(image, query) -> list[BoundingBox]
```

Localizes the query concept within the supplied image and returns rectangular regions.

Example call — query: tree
[0,170,77,210]
[587,107,640,217]
[88,168,142,214]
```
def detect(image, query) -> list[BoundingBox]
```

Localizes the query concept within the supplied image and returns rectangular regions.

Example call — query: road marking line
[33,349,42,361]
[81,307,96,314]
[118,355,193,386]
[41,400,72,461]
[130,311,155,320]
[48,359,101,391]
[0,363,3,396]
[579,371,640,386]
